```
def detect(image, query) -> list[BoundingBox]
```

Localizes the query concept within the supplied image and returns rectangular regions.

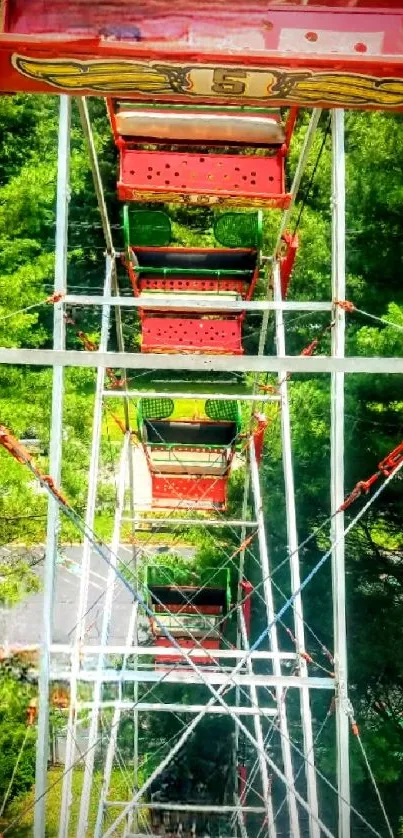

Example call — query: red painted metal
[280,232,299,297]
[238,765,248,806]
[155,636,220,665]
[2,7,403,109]
[151,474,227,511]
[141,314,243,355]
[4,1,402,39]
[240,579,253,641]
[252,414,269,465]
[118,149,288,207]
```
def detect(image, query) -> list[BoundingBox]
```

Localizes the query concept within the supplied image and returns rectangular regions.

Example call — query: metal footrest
[119,149,289,207]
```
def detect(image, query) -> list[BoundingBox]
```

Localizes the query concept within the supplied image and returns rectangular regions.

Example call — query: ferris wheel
[0,3,402,838]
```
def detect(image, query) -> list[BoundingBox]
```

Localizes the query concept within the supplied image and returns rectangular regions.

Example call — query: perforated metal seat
[118,147,289,207]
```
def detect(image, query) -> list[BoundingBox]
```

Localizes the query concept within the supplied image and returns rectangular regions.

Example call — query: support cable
[261,702,334,834]
[335,299,403,335]
[3,428,400,837]
[0,412,403,832]
[348,710,394,838]
[1,454,335,838]
[0,292,65,324]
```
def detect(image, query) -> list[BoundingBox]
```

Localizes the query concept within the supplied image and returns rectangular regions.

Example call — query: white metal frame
[34,95,71,838]
[331,109,350,838]
[3,347,402,373]
[273,261,320,837]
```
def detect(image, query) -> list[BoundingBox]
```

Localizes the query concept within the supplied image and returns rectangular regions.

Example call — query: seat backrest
[123,206,172,249]
[214,211,263,250]
[205,399,242,433]
[139,397,174,423]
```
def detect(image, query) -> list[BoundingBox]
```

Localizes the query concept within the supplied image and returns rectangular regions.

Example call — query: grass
[4,767,147,837]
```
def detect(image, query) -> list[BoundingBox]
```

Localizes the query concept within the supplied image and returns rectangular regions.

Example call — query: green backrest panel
[205,399,241,431]
[123,206,172,249]
[214,211,262,249]
[139,398,174,422]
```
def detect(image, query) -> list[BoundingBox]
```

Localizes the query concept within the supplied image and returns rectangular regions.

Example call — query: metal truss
[4,97,372,838]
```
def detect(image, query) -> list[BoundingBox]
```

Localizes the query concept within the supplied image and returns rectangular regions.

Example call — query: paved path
[0,544,194,648]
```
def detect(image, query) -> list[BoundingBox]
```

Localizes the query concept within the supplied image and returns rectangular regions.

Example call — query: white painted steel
[77,435,130,838]
[274,110,322,255]
[239,609,276,837]
[51,670,334,689]
[106,801,267,813]
[331,109,350,838]
[258,109,322,358]
[50,644,296,660]
[249,439,301,837]
[77,98,114,256]
[2,348,403,373]
[273,261,320,838]
[121,516,260,528]
[94,598,139,838]
[58,257,113,838]
[65,294,332,312]
[77,701,278,717]
[34,95,71,838]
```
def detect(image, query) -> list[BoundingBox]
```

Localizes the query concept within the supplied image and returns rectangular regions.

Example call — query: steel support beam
[77,435,130,837]
[121,516,259,529]
[58,257,113,838]
[65,294,332,313]
[331,109,350,838]
[2,348,403,374]
[77,98,114,256]
[34,95,71,838]
[77,701,278,717]
[274,110,322,256]
[105,803,267,814]
[273,262,320,838]
[239,610,276,837]
[259,109,322,357]
[249,439,300,837]
[94,599,139,838]
[50,644,296,661]
[50,670,334,689]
